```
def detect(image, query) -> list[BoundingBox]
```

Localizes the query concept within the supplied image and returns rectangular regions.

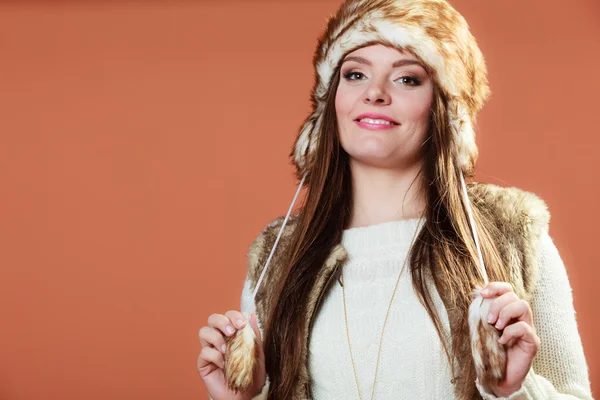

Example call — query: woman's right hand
[197,310,267,400]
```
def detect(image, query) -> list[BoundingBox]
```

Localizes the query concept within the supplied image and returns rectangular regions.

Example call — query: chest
[308,258,456,399]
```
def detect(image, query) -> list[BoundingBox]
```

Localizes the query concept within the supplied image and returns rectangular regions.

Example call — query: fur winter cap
[291,0,490,179]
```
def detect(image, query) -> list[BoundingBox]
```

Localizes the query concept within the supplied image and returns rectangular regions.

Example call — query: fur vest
[244,183,550,399]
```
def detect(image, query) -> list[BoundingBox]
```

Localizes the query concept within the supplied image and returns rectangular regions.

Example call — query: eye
[342,70,422,86]
[342,70,365,81]
[397,76,421,86]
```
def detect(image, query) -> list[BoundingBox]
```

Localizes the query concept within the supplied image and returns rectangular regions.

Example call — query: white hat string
[252,171,488,301]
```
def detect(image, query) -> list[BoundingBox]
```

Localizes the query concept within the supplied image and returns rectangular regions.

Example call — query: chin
[349,153,399,168]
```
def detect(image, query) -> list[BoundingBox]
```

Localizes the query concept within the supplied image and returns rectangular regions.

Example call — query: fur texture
[469,288,507,389]
[224,312,259,394]
[244,183,549,399]
[292,0,490,180]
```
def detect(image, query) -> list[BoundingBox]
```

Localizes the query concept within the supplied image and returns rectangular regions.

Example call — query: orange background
[0,1,598,399]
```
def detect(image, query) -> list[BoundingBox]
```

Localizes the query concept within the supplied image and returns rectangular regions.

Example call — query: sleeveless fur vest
[244,183,550,399]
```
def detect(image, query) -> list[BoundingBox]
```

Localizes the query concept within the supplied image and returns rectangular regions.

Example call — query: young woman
[198,0,593,399]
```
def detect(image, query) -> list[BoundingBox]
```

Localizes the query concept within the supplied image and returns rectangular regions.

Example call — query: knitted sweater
[240,218,593,399]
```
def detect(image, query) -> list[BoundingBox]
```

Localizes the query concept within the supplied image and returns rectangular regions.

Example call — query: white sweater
[240,218,593,399]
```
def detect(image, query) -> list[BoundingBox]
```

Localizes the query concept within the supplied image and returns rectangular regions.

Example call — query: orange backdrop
[0,1,598,399]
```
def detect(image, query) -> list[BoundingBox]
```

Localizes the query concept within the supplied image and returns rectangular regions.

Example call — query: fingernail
[226,325,235,335]
[495,320,503,329]
[481,289,489,296]
[498,336,505,344]
[221,344,226,353]
[487,313,494,323]
[236,319,245,328]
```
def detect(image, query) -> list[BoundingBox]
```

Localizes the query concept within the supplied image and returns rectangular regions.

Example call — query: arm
[240,276,270,400]
[476,232,593,399]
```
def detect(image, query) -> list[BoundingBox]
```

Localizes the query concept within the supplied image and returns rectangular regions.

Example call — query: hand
[481,282,540,397]
[197,310,267,400]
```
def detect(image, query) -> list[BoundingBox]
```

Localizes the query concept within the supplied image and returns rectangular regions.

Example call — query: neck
[347,158,426,229]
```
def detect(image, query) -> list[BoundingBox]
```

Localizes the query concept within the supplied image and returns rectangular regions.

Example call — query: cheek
[335,91,356,151]
[335,87,356,143]
[399,92,433,123]
[335,86,352,119]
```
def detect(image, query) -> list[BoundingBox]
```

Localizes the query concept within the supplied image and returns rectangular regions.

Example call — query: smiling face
[335,44,434,170]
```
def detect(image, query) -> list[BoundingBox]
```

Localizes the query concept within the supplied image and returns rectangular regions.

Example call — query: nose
[363,79,391,105]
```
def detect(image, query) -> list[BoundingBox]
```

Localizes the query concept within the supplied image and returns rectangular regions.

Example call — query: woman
[198,0,593,399]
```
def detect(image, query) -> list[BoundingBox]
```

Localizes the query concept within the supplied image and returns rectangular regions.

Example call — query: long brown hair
[262,55,510,399]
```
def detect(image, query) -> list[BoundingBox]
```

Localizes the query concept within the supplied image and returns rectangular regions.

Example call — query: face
[335,44,434,170]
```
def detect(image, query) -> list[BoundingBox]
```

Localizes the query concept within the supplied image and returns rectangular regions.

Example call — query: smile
[355,118,399,131]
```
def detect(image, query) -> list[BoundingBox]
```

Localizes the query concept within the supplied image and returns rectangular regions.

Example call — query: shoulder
[469,182,550,236]
[245,212,301,287]
[469,183,551,297]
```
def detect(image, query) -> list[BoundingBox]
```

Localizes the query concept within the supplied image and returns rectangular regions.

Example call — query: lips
[355,119,397,131]
[355,112,399,125]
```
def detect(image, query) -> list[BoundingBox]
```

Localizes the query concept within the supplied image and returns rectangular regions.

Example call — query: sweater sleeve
[240,275,270,400]
[476,232,593,399]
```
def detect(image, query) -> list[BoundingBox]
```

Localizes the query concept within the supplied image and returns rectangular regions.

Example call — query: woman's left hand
[480,282,541,398]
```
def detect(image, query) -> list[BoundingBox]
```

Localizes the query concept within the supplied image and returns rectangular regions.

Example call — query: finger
[207,313,237,338]
[199,346,225,370]
[499,321,540,348]
[224,310,247,330]
[197,352,219,378]
[496,300,533,330]
[486,291,519,325]
[197,352,213,376]
[480,281,514,298]
[199,326,228,354]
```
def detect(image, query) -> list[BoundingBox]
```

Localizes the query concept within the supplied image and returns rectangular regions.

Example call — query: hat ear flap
[292,109,324,180]
[449,101,479,175]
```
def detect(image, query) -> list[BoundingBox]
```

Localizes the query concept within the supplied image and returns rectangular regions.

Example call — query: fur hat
[291,0,490,179]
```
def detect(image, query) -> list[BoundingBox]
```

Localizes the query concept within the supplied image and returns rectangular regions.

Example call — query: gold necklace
[340,217,423,400]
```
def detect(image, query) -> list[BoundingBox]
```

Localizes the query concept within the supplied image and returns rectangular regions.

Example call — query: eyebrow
[342,56,425,69]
